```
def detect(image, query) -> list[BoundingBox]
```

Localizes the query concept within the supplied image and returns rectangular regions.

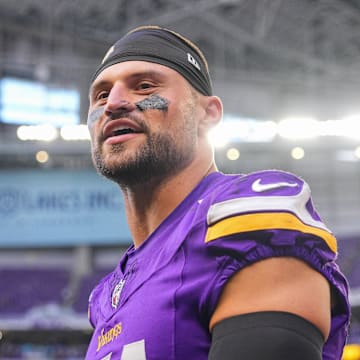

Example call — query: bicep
[209,257,331,339]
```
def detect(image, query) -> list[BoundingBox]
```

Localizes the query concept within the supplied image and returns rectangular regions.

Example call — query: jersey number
[101,339,147,360]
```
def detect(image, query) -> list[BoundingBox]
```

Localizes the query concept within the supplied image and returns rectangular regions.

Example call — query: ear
[198,95,223,136]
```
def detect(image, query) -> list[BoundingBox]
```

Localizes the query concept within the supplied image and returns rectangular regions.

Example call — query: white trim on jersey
[207,182,331,233]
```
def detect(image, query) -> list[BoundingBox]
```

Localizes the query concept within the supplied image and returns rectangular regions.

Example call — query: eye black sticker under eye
[87,107,105,128]
[135,94,169,112]
[87,95,168,127]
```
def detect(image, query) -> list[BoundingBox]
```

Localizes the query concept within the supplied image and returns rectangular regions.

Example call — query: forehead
[91,60,185,86]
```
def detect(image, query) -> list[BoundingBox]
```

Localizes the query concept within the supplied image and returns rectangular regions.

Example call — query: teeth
[113,128,135,136]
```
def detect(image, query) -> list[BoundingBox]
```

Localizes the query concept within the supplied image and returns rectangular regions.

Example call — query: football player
[86,26,350,360]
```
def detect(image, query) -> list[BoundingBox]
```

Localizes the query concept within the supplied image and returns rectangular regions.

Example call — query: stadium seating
[0,268,70,315]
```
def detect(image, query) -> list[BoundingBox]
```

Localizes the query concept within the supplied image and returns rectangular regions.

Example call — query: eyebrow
[89,80,111,99]
[89,69,169,98]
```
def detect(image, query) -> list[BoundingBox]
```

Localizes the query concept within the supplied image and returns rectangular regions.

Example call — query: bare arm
[209,257,331,339]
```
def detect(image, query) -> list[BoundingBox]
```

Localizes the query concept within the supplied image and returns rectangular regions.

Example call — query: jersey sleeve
[202,170,350,360]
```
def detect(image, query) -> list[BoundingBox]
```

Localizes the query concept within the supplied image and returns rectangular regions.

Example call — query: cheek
[87,107,105,129]
[135,94,169,112]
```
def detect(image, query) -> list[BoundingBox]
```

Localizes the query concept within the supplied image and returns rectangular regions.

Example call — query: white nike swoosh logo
[251,178,298,192]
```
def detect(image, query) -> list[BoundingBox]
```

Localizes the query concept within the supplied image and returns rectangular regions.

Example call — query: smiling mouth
[112,128,137,136]
[102,119,144,142]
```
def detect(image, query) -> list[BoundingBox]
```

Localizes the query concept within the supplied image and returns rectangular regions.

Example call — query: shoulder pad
[206,170,336,253]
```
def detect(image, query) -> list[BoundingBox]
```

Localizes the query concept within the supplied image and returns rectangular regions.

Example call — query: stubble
[92,94,198,187]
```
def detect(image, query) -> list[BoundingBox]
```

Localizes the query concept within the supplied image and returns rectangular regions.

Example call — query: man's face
[88,61,201,186]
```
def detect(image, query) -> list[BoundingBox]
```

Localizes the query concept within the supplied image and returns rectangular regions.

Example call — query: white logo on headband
[102,45,115,64]
[187,53,201,71]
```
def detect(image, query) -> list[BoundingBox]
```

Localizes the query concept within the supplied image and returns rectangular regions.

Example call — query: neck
[121,160,217,248]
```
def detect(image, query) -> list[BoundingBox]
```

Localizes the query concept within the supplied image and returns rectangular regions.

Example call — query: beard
[92,99,199,187]
[91,91,199,187]
[92,130,195,187]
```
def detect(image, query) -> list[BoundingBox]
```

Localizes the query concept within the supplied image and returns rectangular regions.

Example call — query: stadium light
[208,123,231,148]
[278,117,319,140]
[355,146,360,159]
[291,146,305,160]
[226,147,240,160]
[208,115,276,148]
[35,150,50,163]
[60,125,91,141]
[17,125,58,141]
[249,120,277,142]
[340,116,360,140]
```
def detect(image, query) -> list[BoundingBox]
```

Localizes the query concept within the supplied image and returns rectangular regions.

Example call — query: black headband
[91,26,213,96]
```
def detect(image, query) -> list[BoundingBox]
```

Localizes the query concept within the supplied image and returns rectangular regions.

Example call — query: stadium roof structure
[0,0,360,119]
[0,0,359,236]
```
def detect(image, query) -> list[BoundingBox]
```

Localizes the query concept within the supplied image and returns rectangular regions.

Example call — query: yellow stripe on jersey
[205,212,337,253]
[207,183,331,233]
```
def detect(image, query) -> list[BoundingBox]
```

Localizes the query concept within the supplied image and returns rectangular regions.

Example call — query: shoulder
[204,170,307,216]
[207,169,308,218]
[245,169,306,194]
[205,169,337,253]
[208,169,307,208]
[201,171,349,353]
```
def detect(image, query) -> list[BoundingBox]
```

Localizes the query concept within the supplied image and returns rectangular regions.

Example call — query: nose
[104,82,136,117]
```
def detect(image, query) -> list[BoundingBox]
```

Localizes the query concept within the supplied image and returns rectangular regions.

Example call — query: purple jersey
[86,170,350,360]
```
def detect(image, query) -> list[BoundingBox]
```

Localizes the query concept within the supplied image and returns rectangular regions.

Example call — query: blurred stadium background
[0,0,360,358]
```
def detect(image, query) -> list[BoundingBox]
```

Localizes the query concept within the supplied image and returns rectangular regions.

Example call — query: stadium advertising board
[0,170,131,247]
